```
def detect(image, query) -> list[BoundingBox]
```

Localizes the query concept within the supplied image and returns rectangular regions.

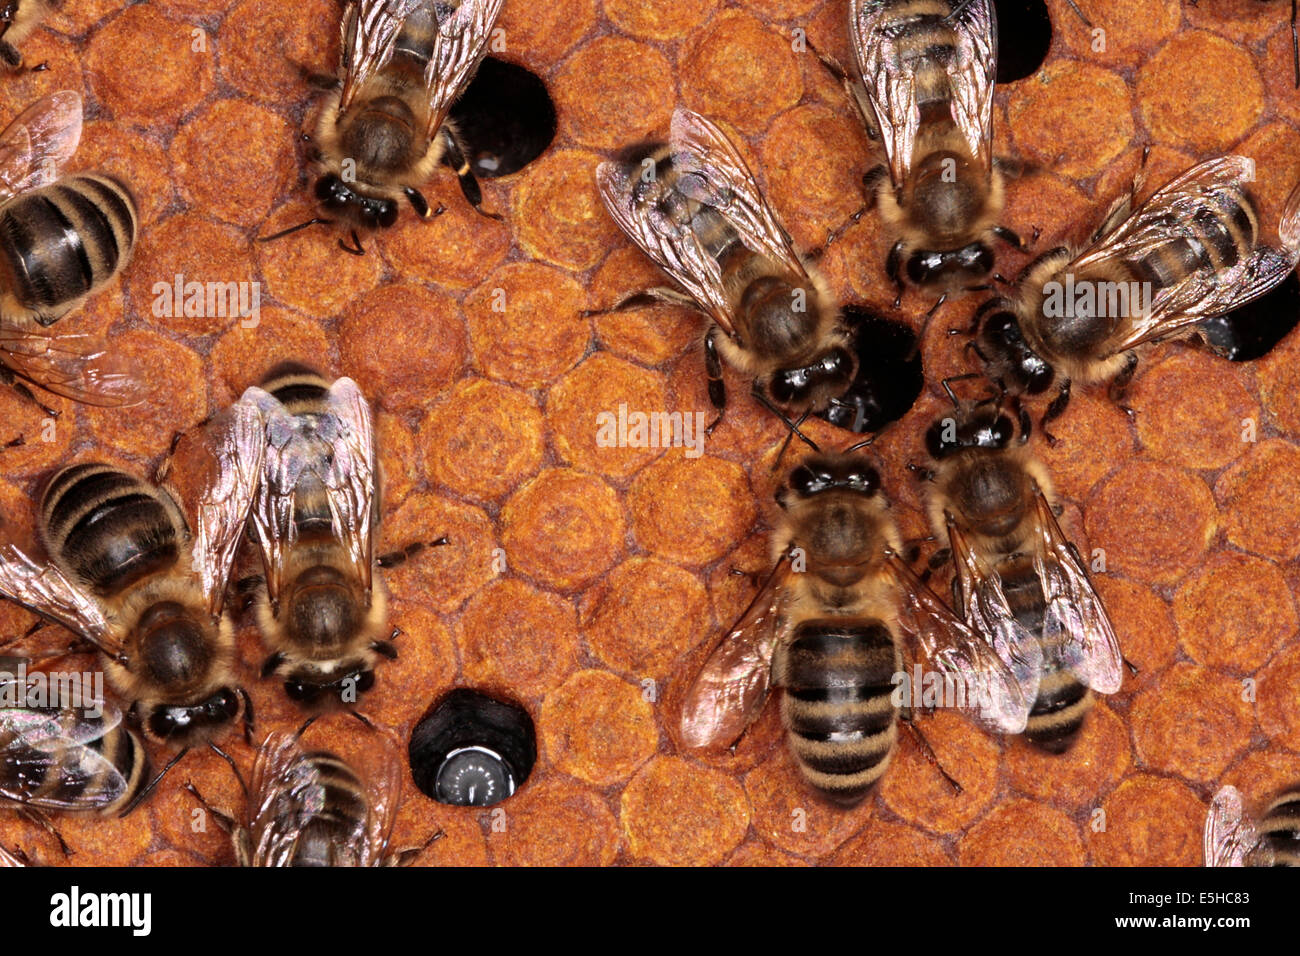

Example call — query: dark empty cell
[409,688,536,807]
[815,306,924,433]
[448,58,557,179]
[1198,271,1300,362]
[991,0,1053,84]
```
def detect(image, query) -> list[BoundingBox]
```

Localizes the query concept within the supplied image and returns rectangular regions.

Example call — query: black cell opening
[1198,271,1300,362]
[448,57,558,179]
[815,306,924,433]
[409,688,537,807]
[992,0,1054,83]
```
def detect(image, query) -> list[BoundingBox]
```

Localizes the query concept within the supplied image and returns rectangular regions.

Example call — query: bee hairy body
[1257,788,1300,867]
[259,749,371,867]
[0,174,137,327]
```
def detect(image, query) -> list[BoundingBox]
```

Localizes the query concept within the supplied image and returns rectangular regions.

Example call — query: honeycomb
[0,0,1298,867]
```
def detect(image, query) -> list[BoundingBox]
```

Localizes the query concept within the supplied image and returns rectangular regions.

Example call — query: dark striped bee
[270,0,517,256]
[920,389,1121,752]
[0,0,56,73]
[974,156,1300,436]
[842,0,1025,301]
[0,401,263,795]
[240,367,422,710]
[679,448,1031,806]
[598,108,868,433]
[1,663,150,848]
[0,90,141,415]
[186,722,439,866]
[1205,784,1300,867]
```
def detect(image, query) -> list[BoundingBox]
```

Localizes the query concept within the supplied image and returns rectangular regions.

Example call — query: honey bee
[269,0,510,256]
[0,90,141,416]
[0,1,55,73]
[679,447,1032,805]
[239,366,428,710]
[919,387,1122,752]
[1205,784,1300,867]
[1,662,150,849]
[0,402,264,809]
[973,156,1300,436]
[843,0,1026,301]
[598,108,869,433]
[185,722,440,867]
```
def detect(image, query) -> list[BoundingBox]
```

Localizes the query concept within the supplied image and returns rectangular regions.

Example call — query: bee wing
[338,0,423,111]
[246,730,314,867]
[887,551,1034,735]
[0,91,82,201]
[419,0,506,140]
[357,727,402,866]
[1030,492,1123,695]
[678,556,792,750]
[0,325,146,407]
[0,542,115,652]
[1205,785,1270,867]
[851,0,995,186]
[0,846,25,866]
[0,707,130,813]
[165,398,266,618]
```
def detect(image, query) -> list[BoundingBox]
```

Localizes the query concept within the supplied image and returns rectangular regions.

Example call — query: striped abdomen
[281,751,372,866]
[776,619,901,806]
[0,174,136,325]
[1257,788,1300,866]
[1129,182,1258,296]
[258,364,338,534]
[1002,565,1091,753]
[875,0,968,122]
[0,712,147,815]
[40,463,186,598]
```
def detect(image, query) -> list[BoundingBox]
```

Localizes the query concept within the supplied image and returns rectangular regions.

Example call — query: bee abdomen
[1259,789,1300,866]
[41,463,182,596]
[288,751,371,865]
[1024,664,1091,754]
[777,620,899,806]
[0,175,136,324]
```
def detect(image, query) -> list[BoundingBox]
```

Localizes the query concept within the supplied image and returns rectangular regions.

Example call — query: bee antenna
[294,715,320,741]
[118,747,189,818]
[1063,0,1093,28]
[940,373,982,408]
[752,390,820,453]
[257,217,336,243]
[208,742,250,800]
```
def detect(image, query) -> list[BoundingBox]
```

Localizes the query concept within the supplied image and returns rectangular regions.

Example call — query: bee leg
[991,225,1026,251]
[182,782,238,834]
[291,62,340,90]
[1012,395,1032,443]
[905,462,936,483]
[403,187,441,219]
[0,366,59,418]
[260,651,286,679]
[377,536,448,569]
[388,828,446,867]
[1062,0,1093,27]
[769,410,811,474]
[1107,352,1139,419]
[704,328,727,435]
[1292,0,1299,89]
[899,713,962,795]
[728,566,762,589]
[885,240,906,309]
[371,640,398,660]
[1016,245,1070,284]
[18,808,72,857]
[348,710,375,730]
[338,230,365,256]
[237,687,255,745]
[580,286,694,317]
[442,131,501,221]
[119,748,190,817]
[206,742,250,799]
[1124,656,1140,678]
[1040,380,1072,446]
[0,36,43,74]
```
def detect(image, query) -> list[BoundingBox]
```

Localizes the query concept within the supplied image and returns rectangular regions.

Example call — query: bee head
[925,406,1016,460]
[781,453,880,503]
[145,687,240,744]
[906,242,993,287]
[283,662,376,709]
[977,306,1055,395]
[314,173,399,228]
[770,346,858,411]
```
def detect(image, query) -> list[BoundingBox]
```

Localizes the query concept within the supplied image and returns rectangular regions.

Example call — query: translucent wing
[678,556,791,750]
[245,377,377,611]
[850,0,995,186]
[1030,492,1123,695]
[0,703,130,813]
[888,551,1034,735]
[0,674,124,745]
[1205,785,1269,867]
[1074,157,1300,350]
[0,543,115,652]
[946,522,1043,711]
[0,325,146,407]
[338,0,424,111]
[0,91,82,202]
[162,398,266,618]
[0,846,26,866]
[420,0,506,140]
[356,727,402,866]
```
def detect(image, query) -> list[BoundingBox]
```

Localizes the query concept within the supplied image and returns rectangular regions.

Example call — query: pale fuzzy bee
[278,0,507,255]
[1205,784,1300,867]
[843,0,1026,299]
[186,721,440,867]
[0,90,141,417]
[974,156,1300,437]
[920,389,1122,753]
[598,108,870,433]
[679,448,1032,806]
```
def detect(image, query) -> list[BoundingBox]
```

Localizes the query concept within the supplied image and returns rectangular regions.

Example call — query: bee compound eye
[408,689,536,807]
[377,201,399,227]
